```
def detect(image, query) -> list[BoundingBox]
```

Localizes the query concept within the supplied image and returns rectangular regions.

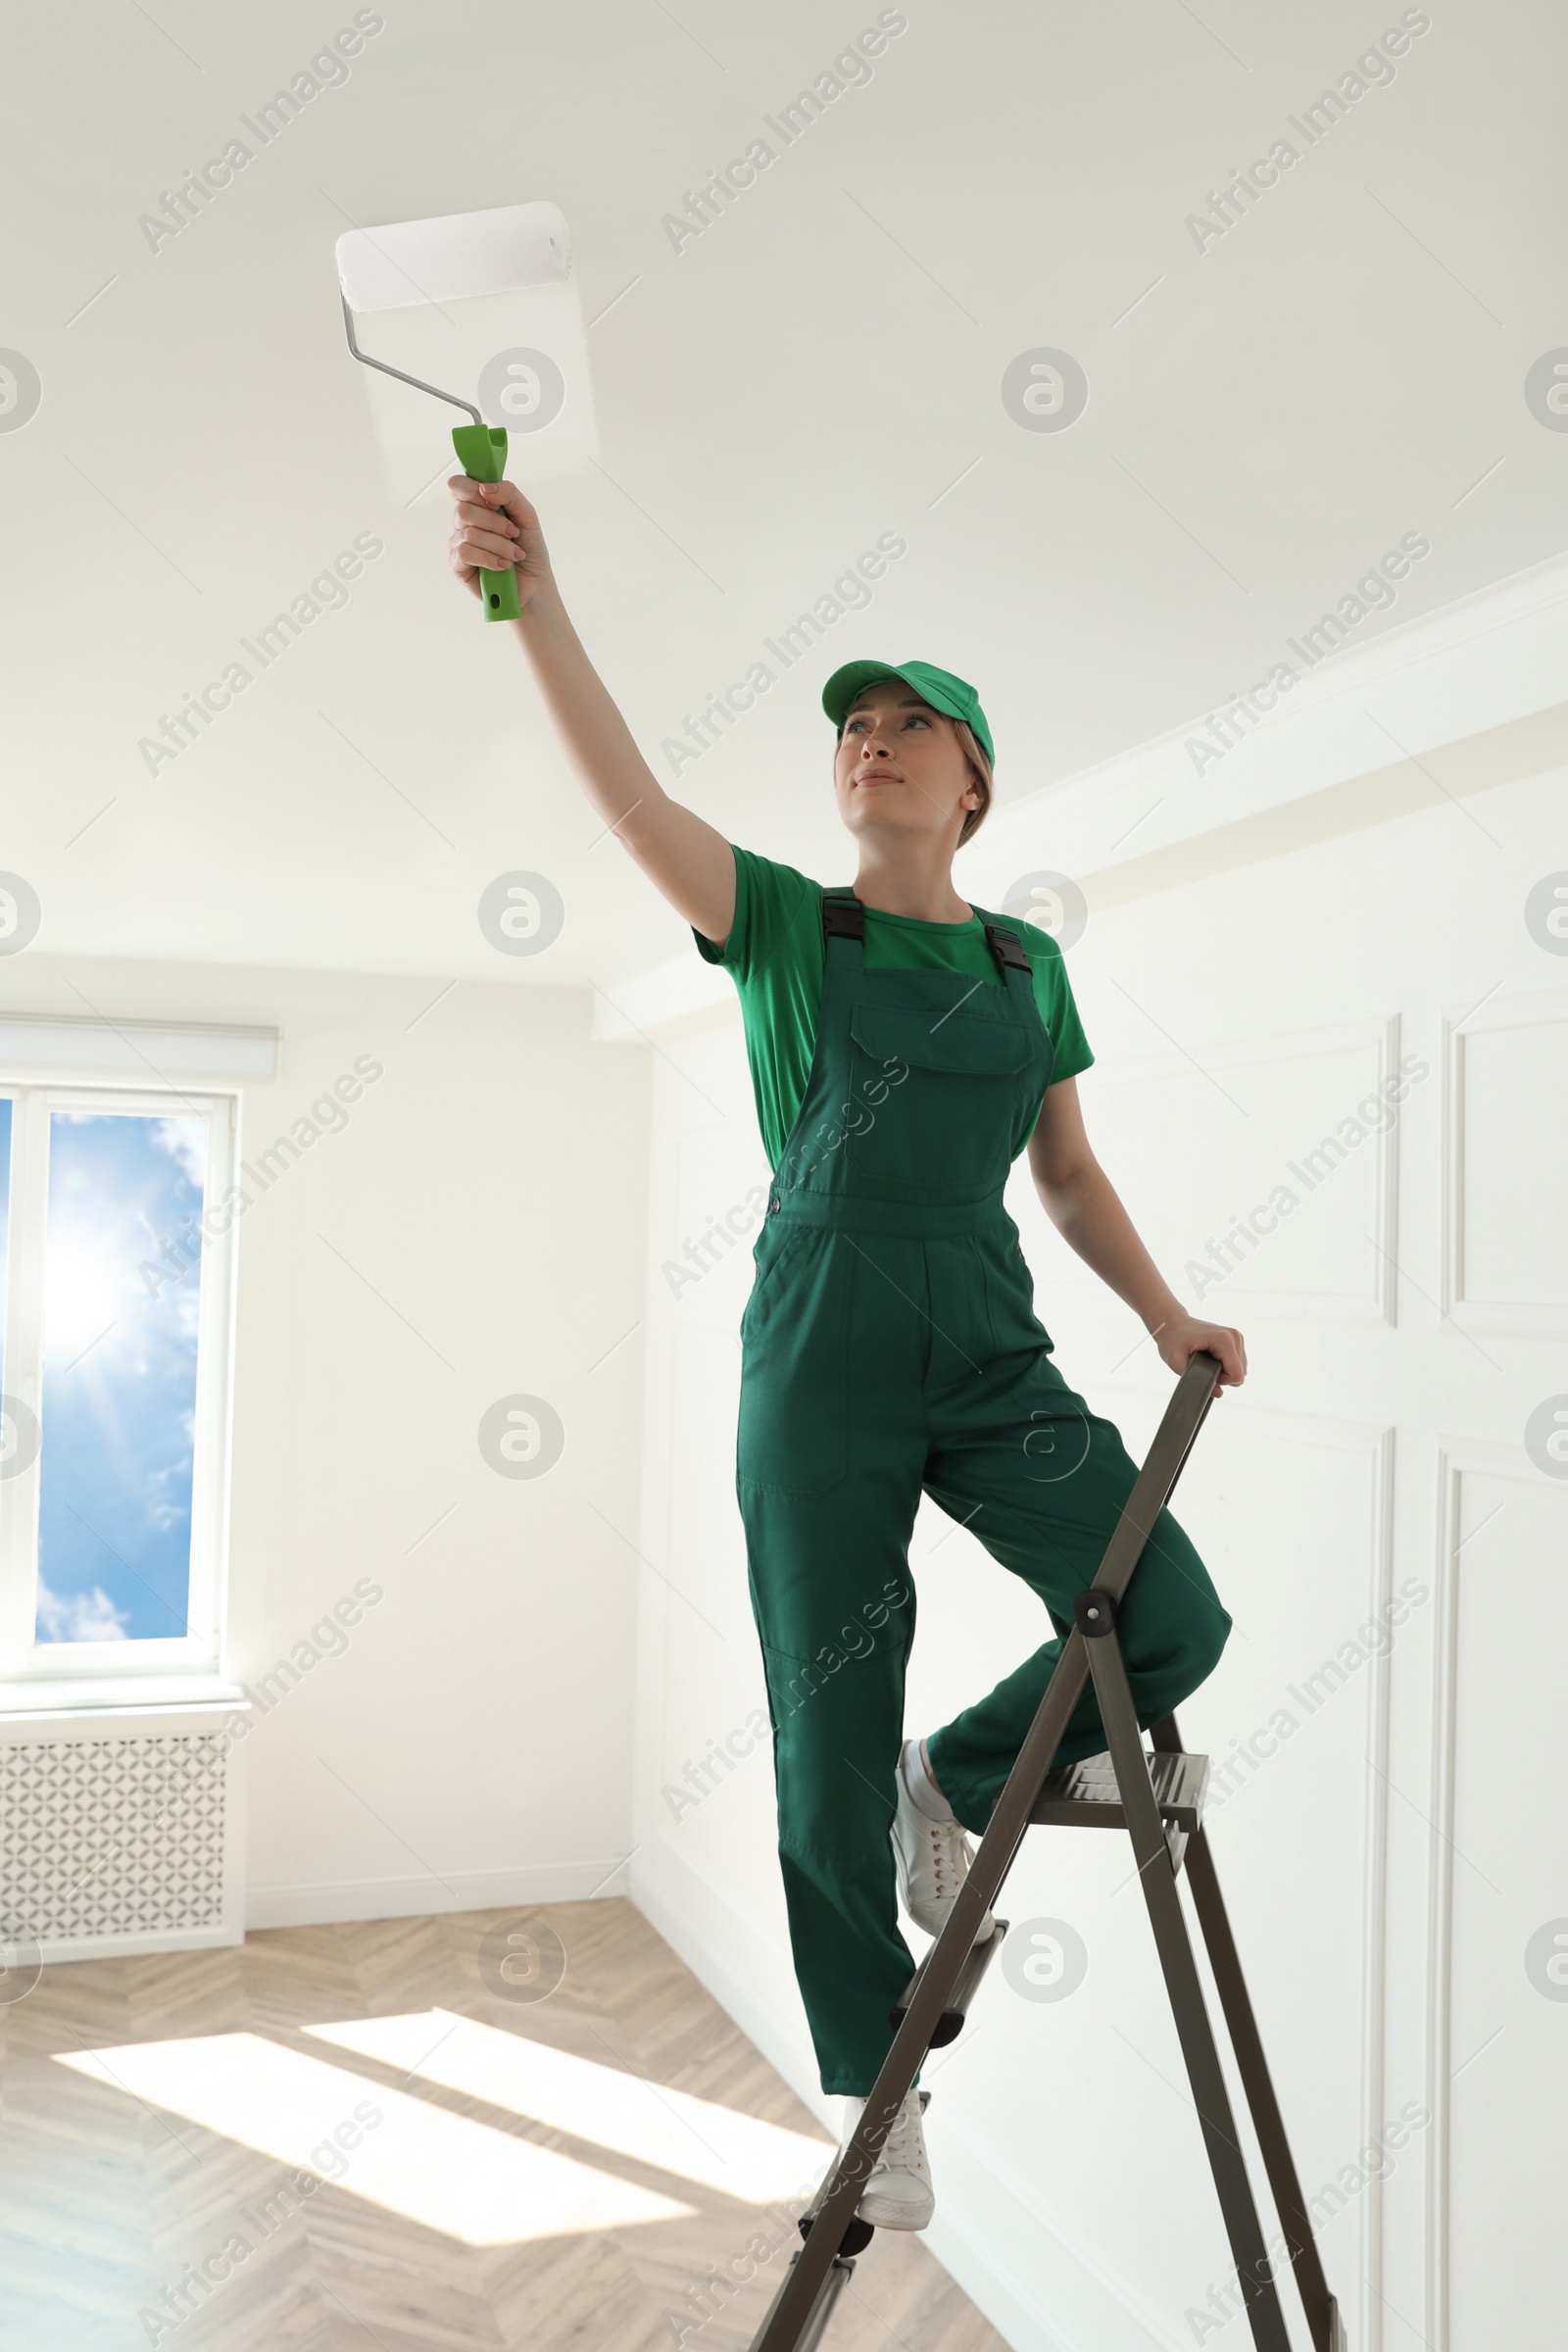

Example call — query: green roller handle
[451,422,521,622]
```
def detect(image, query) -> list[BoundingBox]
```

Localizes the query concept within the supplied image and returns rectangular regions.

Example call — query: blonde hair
[953,720,993,847]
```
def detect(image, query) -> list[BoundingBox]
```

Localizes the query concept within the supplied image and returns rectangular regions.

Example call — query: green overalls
[736,889,1233,2096]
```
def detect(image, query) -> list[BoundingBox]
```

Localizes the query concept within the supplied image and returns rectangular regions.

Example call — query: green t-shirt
[692,844,1094,1171]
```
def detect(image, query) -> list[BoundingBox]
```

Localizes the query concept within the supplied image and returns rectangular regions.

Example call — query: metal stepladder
[747,1350,1347,2352]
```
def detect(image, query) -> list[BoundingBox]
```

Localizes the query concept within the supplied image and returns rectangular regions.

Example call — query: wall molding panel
[1442,983,1568,1336]
[1424,1442,1565,2352]
[1047,1013,1407,1325]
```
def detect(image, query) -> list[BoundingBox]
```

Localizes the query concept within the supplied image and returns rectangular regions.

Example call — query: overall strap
[981,917,1039,1006]
[984,920,1031,979]
[821,888,865,965]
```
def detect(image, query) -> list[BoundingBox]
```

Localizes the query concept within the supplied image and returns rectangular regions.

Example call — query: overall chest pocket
[844,1001,1039,1198]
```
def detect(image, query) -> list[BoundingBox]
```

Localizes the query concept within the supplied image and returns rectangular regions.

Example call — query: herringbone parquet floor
[0,1898,1012,2351]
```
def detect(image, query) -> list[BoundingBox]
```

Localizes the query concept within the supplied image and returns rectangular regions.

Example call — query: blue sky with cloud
[35,1111,207,1644]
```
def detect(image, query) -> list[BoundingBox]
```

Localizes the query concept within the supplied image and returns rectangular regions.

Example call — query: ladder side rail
[1152,1715,1343,2352]
[1091,1351,1222,1610]
[1085,1617,1294,2352]
[748,1631,1093,2352]
[747,1350,1224,2352]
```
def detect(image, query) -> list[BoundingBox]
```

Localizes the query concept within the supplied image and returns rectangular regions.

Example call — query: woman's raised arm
[449,474,737,947]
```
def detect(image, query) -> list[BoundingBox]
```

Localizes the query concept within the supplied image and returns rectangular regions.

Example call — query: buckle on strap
[822,891,865,942]
[985,922,1032,976]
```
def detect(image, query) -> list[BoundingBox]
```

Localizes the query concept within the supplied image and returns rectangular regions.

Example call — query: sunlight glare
[43,1236,122,1362]
[308,2010,833,2201]
[54,2032,697,2245]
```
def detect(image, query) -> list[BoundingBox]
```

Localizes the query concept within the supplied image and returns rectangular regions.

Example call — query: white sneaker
[839,2090,934,2230]
[890,1740,995,1940]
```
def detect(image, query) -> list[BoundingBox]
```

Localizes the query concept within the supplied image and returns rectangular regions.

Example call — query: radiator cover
[0,1711,245,1962]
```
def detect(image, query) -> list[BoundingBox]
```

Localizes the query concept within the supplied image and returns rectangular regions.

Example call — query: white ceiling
[5,0,1566,993]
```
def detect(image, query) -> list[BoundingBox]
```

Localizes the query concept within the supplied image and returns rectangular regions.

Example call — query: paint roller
[335,201,571,619]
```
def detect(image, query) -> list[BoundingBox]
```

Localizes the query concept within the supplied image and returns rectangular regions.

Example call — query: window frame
[0,1080,240,1689]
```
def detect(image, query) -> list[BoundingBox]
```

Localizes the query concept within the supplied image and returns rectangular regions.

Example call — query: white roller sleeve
[335,201,571,313]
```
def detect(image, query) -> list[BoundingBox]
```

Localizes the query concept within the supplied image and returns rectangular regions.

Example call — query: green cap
[820,659,995,767]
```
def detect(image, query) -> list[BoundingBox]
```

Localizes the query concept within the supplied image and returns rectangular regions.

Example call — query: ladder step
[889,1918,1008,2046]
[1031,1747,1209,1835]
[799,2200,873,2260]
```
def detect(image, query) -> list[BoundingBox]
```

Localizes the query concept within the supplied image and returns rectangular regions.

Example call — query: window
[0,1086,237,1686]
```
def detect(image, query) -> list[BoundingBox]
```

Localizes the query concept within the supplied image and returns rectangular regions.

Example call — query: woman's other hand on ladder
[1154,1314,1247,1397]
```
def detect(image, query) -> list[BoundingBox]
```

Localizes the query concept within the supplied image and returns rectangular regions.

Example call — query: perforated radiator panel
[0,1731,228,1942]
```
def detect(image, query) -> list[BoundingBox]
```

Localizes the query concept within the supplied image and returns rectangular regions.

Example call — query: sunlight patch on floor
[54,2030,697,2245]
[308,2008,833,2201]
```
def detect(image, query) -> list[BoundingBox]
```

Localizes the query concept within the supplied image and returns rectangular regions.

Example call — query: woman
[449,474,1247,2233]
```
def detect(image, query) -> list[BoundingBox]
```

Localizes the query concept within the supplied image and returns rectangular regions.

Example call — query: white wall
[627,562,1568,2352]
[0,955,651,1927]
